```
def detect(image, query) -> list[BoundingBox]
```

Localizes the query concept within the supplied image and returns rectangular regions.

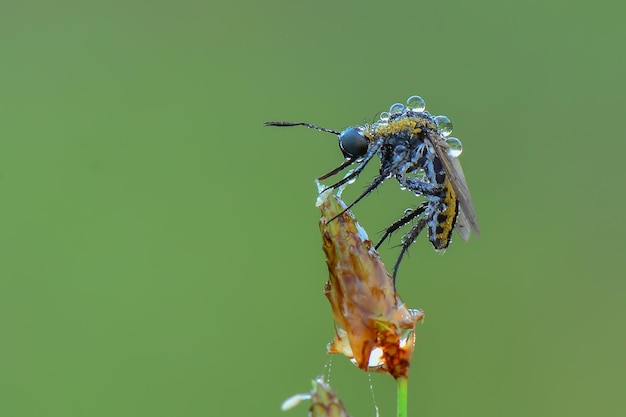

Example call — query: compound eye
[339,128,368,158]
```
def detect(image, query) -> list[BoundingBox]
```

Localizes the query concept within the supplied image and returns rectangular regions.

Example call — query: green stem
[397,376,408,417]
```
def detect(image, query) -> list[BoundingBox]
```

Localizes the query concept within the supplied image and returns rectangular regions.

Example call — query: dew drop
[379,111,390,121]
[433,115,453,137]
[367,373,380,417]
[401,234,415,245]
[406,95,425,112]
[445,137,463,157]
[389,103,405,115]
[403,208,414,216]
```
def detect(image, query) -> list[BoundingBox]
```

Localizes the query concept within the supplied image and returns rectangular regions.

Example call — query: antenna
[263,121,340,136]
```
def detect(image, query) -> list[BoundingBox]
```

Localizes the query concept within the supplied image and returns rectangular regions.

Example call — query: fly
[265,95,479,282]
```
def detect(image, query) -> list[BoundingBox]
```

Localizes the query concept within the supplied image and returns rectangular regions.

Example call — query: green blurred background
[1,0,624,416]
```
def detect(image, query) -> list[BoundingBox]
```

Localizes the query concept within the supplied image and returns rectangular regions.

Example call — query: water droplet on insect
[389,103,405,115]
[379,111,389,121]
[401,234,415,245]
[403,208,413,216]
[434,115,453,137]
[445,137,463,157]
[406,95,425,112]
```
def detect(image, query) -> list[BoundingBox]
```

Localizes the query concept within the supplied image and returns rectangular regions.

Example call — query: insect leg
[375,203,427,249]
[326,174,386,223]
[402,176,445,198]
[321,139,384,193]
[392,216,428,284]
[317,157,355,181]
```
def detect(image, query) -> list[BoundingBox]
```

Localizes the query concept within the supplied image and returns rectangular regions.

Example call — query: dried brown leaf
[317,187,424,379]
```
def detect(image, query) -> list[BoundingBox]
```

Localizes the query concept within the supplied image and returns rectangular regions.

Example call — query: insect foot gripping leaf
[316,182,424,380]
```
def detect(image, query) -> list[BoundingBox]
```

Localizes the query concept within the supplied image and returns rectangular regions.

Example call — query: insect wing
[432,138,480,239]
[455,202,473,241]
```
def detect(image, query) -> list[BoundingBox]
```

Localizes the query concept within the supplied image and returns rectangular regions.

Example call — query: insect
[265,95,479,281]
